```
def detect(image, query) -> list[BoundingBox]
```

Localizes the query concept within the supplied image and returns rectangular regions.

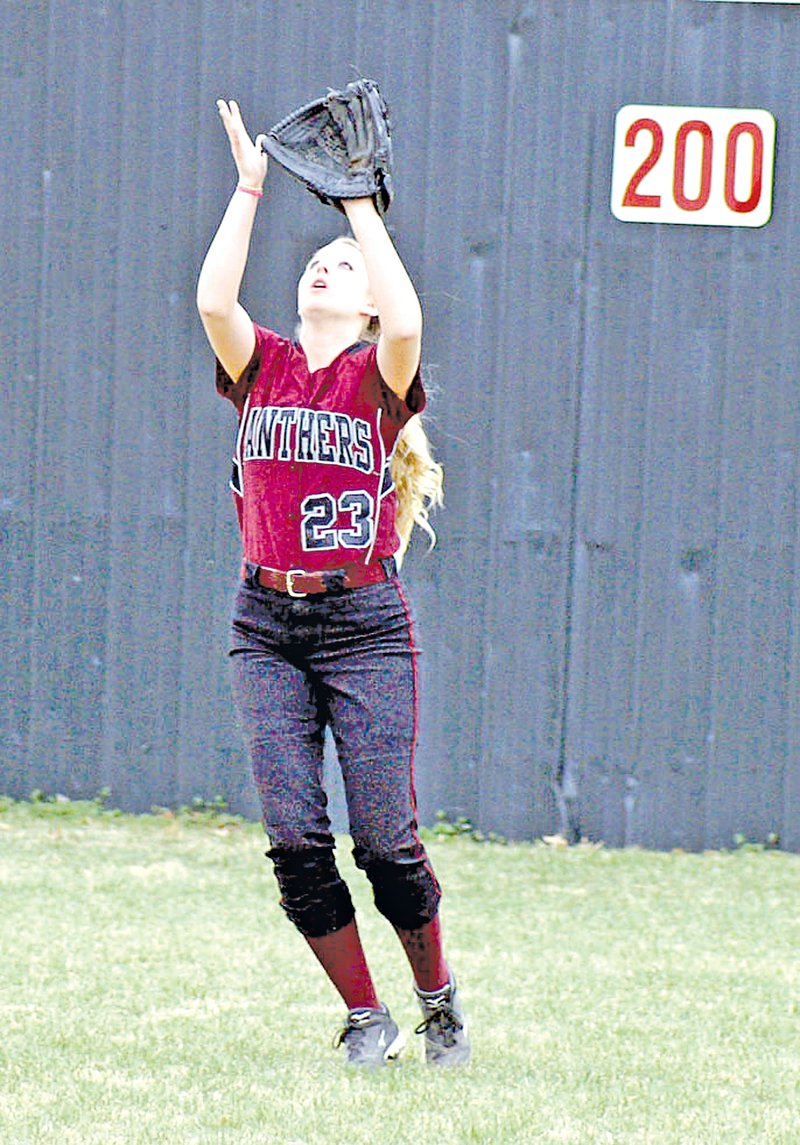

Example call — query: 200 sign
[611,105,775,228]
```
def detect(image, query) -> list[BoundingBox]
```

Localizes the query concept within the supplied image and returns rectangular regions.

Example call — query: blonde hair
[391,415,444,566]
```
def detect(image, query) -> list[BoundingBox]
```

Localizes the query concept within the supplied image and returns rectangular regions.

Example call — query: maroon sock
[305,919,380,1010]
[394,914,449,992]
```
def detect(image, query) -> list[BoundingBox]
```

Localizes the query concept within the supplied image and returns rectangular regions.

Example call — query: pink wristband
[237,184,263,198]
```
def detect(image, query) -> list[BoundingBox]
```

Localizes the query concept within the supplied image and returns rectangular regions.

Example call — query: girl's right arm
[196,100,269,382]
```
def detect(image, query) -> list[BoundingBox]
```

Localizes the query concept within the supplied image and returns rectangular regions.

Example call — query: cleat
[334,1003,405,1067]
[414,975,471,1066]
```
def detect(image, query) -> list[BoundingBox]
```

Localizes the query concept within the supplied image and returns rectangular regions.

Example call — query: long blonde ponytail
[391,415,444,567]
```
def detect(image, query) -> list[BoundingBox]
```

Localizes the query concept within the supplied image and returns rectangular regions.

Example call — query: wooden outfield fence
[3,0,800,849]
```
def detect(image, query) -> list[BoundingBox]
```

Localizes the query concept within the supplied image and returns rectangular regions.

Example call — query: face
[297,239,376,325]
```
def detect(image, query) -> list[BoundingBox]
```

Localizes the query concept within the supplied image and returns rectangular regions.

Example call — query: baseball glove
[261,78,394,214]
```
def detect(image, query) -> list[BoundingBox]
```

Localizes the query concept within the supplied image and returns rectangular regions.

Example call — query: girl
[196,98,469,1068]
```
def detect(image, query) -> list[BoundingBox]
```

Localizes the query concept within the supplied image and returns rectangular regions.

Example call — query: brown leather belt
[243,559,392,598]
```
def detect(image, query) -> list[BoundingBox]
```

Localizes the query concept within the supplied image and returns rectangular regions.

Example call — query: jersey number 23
[300,491,375,551]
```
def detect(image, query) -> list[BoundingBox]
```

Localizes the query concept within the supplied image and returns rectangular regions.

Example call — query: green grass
[0,795,798,1144]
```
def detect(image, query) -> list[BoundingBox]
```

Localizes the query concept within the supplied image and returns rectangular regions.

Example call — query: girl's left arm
[342,198,423,399]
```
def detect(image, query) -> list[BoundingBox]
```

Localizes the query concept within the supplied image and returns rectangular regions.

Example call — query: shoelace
[334,1022,363,1049]
[333,1009,376,1049]
[414,1003,464,1045]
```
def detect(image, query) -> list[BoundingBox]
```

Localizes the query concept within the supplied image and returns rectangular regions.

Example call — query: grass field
[0,795,798,1145]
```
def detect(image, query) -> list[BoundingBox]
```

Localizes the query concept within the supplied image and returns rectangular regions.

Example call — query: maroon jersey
[216,324,425,571]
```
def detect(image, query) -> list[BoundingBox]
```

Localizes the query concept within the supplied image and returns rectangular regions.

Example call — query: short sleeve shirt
[216,324,426,571]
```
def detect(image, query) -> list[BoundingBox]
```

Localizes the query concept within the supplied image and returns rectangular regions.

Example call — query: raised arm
[196,100,269,382]
[342,198,423,399]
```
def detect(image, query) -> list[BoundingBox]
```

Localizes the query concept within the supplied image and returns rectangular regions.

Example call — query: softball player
[196,99,470,1068]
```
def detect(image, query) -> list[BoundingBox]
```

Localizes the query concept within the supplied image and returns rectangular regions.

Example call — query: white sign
[611,105,776,228]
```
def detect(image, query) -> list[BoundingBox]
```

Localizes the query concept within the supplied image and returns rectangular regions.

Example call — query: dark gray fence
[2,0,799,849]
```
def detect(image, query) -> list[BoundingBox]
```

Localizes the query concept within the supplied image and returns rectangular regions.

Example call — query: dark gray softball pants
[229,563,441,938]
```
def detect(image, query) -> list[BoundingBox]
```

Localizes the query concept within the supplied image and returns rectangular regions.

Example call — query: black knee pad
[357,847,442,931]
[266,846,355,938]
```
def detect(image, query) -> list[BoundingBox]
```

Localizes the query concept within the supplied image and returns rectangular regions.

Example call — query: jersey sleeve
[215,324,284,413]
[361,344,427,429]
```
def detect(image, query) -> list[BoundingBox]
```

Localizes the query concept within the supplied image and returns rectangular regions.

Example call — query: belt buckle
[285,569,308,598]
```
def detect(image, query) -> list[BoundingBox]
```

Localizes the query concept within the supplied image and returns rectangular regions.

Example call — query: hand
[217,99,268,190]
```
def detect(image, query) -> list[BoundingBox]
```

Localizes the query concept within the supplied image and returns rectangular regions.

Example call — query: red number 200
[622,117,764,214]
